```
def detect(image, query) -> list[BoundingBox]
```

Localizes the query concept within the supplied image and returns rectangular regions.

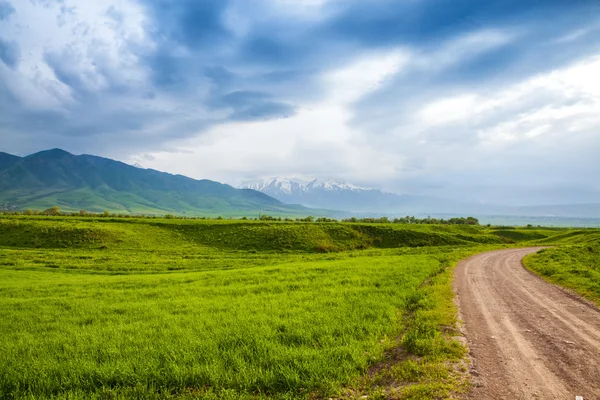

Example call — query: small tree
[43,206,61,216]
[466,217,479,225]
[102,210,111,217]
[79,210,87,216]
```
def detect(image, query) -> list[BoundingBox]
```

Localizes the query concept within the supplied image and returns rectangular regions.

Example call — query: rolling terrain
[0,216,497,399]
[1,216,599,399]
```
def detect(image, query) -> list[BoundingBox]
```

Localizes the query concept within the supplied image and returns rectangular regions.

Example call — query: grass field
[0,216,598,399]
[524,243,600,306]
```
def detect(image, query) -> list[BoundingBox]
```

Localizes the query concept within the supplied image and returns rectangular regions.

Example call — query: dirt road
[455,248,600,399]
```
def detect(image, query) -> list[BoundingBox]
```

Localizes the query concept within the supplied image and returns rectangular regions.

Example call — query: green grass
[0,216,598,399]
[524,244,600,306]
[0,217,505,252]
[0,249,481,400]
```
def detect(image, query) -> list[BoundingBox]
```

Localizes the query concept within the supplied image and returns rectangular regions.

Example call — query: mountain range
[0,149,309,216]
[1,150,598,220]
[240,177,457,213]
[241,177,600,219]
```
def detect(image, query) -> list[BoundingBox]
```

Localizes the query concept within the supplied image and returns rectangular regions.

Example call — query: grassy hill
[0,217,506,253]
[2,216,595,255]
[524,242,600,306]
[0,216,599,399]
[0,149,311,216]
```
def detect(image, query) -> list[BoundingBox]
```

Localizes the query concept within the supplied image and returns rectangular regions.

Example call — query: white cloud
[1,0,150,106]
[414,29,517,72]
[418,95,478,126]
[135,52,600,205]
[3,2,599,205]
[130,49,409,185]
[414,56,600,148]
[325,49,409,103]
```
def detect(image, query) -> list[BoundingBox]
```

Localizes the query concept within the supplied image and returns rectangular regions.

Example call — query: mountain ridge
[0,152,21,171]
[240,177,600,218]
[242,177,371,195]
[240,177,456,213]
[2,152,598,219]
[0,150,310,216]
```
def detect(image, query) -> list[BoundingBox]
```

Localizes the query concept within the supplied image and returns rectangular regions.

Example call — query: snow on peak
[240,177,307,194]
[240,177,372,194]
[306,178,370,192]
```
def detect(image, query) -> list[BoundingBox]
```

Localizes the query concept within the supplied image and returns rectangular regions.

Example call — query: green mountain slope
[0,152,21,171]
[0,149,309,216]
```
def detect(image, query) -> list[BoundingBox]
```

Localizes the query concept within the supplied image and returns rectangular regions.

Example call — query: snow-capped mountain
[239,177,438,212]
[240,177,600,218]
[242,177,308,195]
[241,177,373,196]
[305,178,370,192]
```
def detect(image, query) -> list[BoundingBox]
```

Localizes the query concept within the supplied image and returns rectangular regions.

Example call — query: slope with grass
[0,247,483,400]
[1,217,599,399]
[489,226,600,245]
[524,244,600,306]
[0,217,506,252]
[0,217,502,400]
[489,226,600,290]
[0,149,310,216]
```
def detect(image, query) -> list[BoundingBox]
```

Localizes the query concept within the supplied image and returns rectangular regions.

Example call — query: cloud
[0,38,19,68]
[0,0,599,205]
[0,1,14,21]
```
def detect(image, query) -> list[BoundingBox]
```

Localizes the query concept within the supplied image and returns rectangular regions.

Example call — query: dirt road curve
[455,248,600,399]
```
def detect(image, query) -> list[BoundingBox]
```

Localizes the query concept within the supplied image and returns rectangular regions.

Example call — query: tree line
[341,216,479,225]
[1,207,479,225]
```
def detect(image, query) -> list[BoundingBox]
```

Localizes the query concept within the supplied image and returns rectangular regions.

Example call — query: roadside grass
[339,254,471,399]
[1,216,599,399]
[523,243,600,306]
[0,247,481,399]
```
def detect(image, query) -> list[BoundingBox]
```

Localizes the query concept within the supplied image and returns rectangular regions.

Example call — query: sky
[1,0,599,206]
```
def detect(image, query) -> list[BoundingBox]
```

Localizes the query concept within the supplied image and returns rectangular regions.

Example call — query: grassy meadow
[0,216,598,399]
[524,242,600,306]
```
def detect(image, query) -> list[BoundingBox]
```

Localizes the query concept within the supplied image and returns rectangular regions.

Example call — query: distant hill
[241,177,600,219]
[0,149,310,216]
